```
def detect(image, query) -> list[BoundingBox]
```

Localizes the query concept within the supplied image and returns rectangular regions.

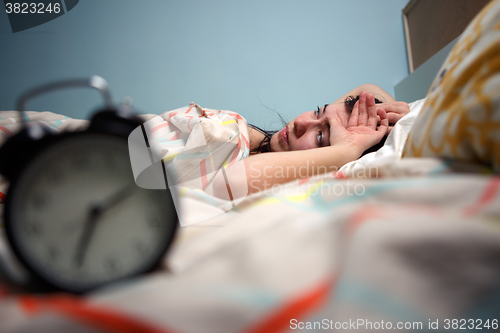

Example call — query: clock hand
[99,183,139,213]
[73,183,139,267]
[66,183,138,235]
[74,206,101,268]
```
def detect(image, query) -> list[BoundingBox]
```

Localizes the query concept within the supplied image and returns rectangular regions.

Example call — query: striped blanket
[0,156,499,333]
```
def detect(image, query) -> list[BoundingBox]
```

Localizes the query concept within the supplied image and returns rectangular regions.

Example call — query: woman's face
[270,102,351,152]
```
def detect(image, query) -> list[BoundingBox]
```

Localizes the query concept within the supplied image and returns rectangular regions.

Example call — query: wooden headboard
[395,0,491,102]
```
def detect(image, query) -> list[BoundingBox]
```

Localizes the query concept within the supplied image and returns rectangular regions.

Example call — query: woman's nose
[294,118,316,137]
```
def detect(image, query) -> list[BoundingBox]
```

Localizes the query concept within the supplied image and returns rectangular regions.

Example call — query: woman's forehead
[324,101,347,114]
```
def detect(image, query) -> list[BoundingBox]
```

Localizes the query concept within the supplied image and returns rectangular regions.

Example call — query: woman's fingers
[387,112,403,124]
[377,108,389,135]
[358,92,368,125]
[348,92,380,128]
[377,102,410,116]
[348,100,359,127]
[375,113,401,124]
[366,93,379,128]
[372,102,410,125]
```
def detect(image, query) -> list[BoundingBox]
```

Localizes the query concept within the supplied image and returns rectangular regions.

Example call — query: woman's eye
[314,106,321,118]
[317,130,323,146]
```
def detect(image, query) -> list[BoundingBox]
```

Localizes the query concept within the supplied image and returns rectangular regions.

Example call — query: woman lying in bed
[213,84,410,197]
[0,83,409,203]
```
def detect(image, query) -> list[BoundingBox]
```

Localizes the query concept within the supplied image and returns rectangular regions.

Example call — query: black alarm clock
[0,77,178,293]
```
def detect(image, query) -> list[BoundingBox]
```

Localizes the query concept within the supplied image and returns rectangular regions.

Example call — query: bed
[1,1,500,332]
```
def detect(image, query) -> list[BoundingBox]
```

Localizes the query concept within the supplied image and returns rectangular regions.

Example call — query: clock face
[5,133,177,293]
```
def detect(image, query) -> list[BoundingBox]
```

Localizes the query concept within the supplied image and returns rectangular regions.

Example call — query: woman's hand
[329,92,389,156]
[376,101,410,130]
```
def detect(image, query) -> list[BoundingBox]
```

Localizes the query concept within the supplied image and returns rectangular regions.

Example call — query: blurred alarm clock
[0,77,177,293]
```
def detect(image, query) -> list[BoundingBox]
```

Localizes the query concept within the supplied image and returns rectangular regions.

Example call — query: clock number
[47,246,60,261]
[147,215,162,229]
[23,221,43,236]
[104,155,116,169]
[48,170,64,185]
[134,241,148,256]
[31,193,48,210]
[104,258,119,273]
[72,155,91,172]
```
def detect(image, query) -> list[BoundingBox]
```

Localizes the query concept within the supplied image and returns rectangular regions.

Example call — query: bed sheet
[0,156,499,333]
[0,110,499,332]
[0,99,499,332]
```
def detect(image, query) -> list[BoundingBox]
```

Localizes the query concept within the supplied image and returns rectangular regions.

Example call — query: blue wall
[0,0,409,129]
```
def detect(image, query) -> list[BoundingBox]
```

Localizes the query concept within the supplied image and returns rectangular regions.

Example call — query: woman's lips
[280,126,289,146]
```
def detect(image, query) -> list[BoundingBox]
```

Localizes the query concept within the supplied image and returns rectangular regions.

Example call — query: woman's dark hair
[248,125,277,154]
[249,94,384,155]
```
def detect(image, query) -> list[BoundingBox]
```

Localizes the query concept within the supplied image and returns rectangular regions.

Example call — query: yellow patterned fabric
[403,0,500,172]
